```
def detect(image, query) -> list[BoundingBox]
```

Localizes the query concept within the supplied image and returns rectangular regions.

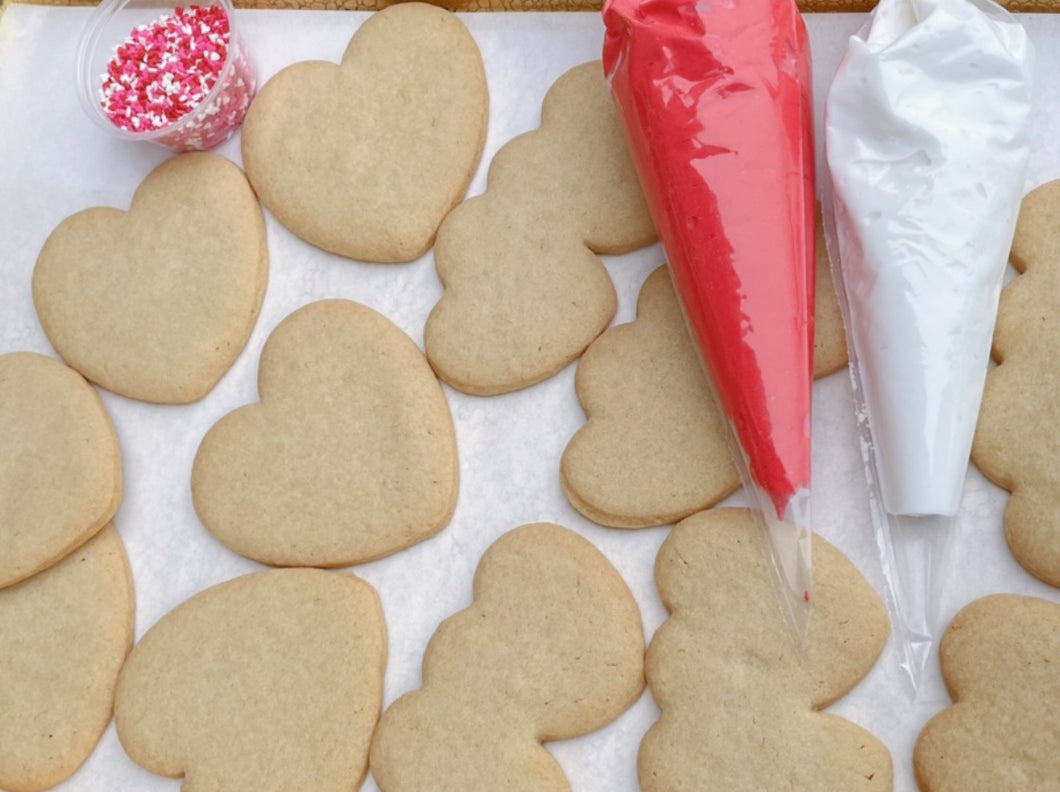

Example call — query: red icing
[603,0,815,518]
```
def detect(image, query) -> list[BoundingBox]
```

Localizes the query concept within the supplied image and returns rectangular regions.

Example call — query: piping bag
[603,0,816,645]
[824,0,1033,693]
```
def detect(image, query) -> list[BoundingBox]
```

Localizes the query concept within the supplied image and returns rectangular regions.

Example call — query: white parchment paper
[2,6,1060,791]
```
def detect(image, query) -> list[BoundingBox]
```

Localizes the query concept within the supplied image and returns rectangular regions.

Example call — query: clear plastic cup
[76,0,257,151]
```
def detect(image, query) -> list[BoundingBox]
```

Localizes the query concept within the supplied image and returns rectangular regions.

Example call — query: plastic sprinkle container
[77,0,256,151]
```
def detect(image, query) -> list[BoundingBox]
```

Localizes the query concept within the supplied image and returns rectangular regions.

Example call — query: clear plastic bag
[822,0,1033,694]
[603,0,817,646]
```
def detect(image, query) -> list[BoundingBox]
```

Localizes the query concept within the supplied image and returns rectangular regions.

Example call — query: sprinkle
[98,4,255,150]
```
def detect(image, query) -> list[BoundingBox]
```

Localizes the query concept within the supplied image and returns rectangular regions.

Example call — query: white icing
[825,0,1033,516]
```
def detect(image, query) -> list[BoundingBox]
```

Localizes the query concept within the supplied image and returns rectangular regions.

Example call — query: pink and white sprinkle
[99,5,254,149]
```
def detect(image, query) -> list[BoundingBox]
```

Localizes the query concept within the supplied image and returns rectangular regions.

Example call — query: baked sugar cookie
[32,153,267,404]
[241,3,487,263]
[640,508,891,791]
[973,179,1060,586]
[192,299,458,567]
[370,523,645,792]
[0,352,121,589]
[114,569,385,792]
[424,60,656,396]
[0,526,133,792]
[915,594,1060,791]
[562,249,846,528]
[814,206,849,376]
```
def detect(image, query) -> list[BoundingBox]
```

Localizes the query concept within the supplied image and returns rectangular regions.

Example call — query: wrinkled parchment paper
[2,8,1060,791]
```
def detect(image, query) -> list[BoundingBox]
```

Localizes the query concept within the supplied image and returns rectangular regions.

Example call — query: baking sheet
[2,6,1060,791]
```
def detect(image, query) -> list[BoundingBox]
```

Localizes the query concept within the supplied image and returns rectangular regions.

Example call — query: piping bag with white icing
[825,0,1033,693]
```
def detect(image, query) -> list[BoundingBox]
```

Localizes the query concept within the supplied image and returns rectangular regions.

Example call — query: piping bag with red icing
[603,0,816,644]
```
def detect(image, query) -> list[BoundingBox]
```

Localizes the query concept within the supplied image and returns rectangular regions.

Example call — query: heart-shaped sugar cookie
[424,60,656,395]
[370,523,645,792]
[32,153,268,404]
[973,180,1060,586]
[561,249,846,529]
[114,569,385,792]
[191,299,458,567]
[241,3,488,263]
[0,352,121,589]
[0,525,133,792]
[640,509,891,791]
[915,595,1060,790]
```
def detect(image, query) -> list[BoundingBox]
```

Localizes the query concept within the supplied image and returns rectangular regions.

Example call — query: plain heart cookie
[423,60,656,396]
[113,568,385,792]
[370,523,645,792]
[240,3,488,263]
[32,153,268,404]
[639,508,892,791]
[973,179,1060,587]
[561,247,846,529]
[914,594,1060,791]
[0,526,134,792]
[191,299,458,567]
[0,352,121,589]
